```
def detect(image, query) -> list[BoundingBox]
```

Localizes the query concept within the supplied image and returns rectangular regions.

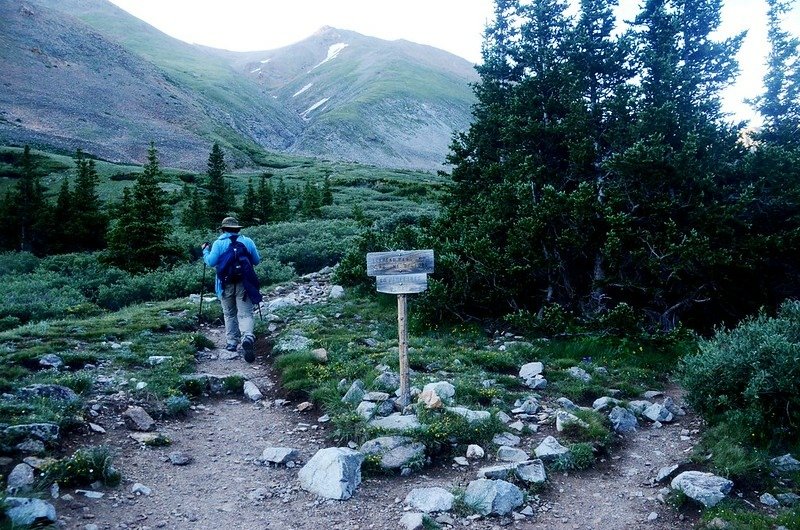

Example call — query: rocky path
[51,273,703,530]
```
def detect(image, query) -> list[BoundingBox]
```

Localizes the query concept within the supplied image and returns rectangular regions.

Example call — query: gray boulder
[497,446,528,463]
[566,366,592,382]
[556,397,579,411]
[1,423,59,444]
[38,354,63,369]
[477,463,518,480]
[770,454,800,474]
[6,463,35,494]
[670,471,733,507]
[360,436,425,470]
[298,447,364,500]
[518,362,544,383]
[373,371,401,392]
[446,407,490,424]
[464,479,524,516]
[17,384,78,402]
[643,403,674,423]
[492,432,520,447]
[609,406,638,434]
[534,436,569,461]
[626,400,652,416]
[356,401,377,420]
[404,487,454,513]
[342,380,366,406]
[368,413,421,432]
[422,381,455,401]
[556,410,589,432]
[4,497,57,526]
[592,396,621,411]
[516,459,547,484]
[260,447,298,465]
[122,406,155,431]
[399,513,424,530]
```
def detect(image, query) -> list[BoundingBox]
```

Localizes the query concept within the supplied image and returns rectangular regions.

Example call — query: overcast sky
[108,0,800,124]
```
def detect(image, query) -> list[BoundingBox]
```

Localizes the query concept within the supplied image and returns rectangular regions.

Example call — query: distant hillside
[0,0,479,171]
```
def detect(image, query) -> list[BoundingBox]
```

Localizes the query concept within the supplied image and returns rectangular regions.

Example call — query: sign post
[367,250,434,407]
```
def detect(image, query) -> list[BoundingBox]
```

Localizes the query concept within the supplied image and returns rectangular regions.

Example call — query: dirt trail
[52,279,702,530]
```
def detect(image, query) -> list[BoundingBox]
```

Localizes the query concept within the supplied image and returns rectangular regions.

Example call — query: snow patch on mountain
[260,58,271,64]
[312,43,348,70]
[300,97,330,120]
[293,83,314,98]
[250,67,262,74]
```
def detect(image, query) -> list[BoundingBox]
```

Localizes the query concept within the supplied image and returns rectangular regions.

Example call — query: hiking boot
[225,342,238,352]
[242,336,255,363]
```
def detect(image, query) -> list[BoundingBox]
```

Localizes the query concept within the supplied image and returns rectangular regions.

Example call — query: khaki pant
[221,282,255,346]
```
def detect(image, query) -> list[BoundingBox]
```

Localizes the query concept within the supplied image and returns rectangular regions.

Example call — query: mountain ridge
[0,0,478,171]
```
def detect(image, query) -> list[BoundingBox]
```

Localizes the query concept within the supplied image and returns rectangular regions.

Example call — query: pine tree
[69,150,107,251]
[321,175,334,206]
[16,145,47,252]
[181,187,206,230]
[238,178,258,226]
[301,179,322,218]
[204,142,232,228]
[106,143,171,272]
[256,173,273,223]
[272,177,291,221]
[50,177,73,253]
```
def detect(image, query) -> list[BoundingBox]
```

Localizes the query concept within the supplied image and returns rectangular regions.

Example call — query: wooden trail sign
[367,250,434,407]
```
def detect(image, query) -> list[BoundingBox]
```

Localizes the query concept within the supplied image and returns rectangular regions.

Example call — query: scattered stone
[760,492,779,506]
[656,464,680,483]
[75,490,104,499]
[776,493,800,506]
[454,456,469,466]
[135,381,148,391]
[566,366,592,382]
[593,396,620,411]
[260,447,299,465]
[466,445,485,459]
[298,447,364,500]
[626,400,653,416]
[515,459,547,484]
[4,497,57,526]
[296,401,314,412]
[609,406,638,434]
[508,420,525,432]
[131,483,152,496]
[446,407,490,424]
[311,348,329,362]
[477,463,519,480]
[527,377,548,390]
[670,471,733,507]
[329,285,345,299]
[88,423,106,434]
[643,391,664,399]
[6,463,35,494]
[129,432,162,444]
[168,452,193,466]
[38,354,63,369]
[147,356,172,365]
[556,397,579,411]
[399,512,424,530]
[368,413,421,431]
[662,396,686,416]
[643,403,674,423]
[497,446,529,463]
[360,436,425,470]
[17,384,78,402]
[22,456,55,470]
[342,380,366,406]
[492,432,520,447]
[514,397,540,414]
[356,401,377,420]
[15,439,45,455]
[534,436,570,461]
[464,479,524,516]
[122,406,155,432]
[404,487,455,512]
[418,389,444,409]
[647,512,658,522]
[770,454,800,474]
[518,362,544,384]
[496,411,512,424]
[317,415,330,423]
[363,391,390,402]
[555,410,589,432]
[243,381,263,401]
[274,334,311,353]
[373,371,401,392]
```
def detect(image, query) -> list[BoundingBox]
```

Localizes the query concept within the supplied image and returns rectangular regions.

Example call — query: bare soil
[51,300,704,530]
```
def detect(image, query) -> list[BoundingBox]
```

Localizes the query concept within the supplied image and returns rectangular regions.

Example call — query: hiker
[202,216,262,362]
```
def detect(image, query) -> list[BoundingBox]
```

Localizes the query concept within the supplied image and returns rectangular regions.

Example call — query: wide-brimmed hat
[218,216,243,230]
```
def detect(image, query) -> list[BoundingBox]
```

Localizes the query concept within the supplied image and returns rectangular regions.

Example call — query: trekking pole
[257,300,264,322]
[198,262,207,323]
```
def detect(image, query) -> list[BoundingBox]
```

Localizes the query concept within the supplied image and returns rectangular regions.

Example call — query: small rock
[168,452,193,465]
[243,381,263,401]
[466,445,485,459]
[122,406,155,432]
[296,401,313,412]
[647,512,658,522]
[760,492,779,506]
[131,483,152,496]
[399,512,424,530]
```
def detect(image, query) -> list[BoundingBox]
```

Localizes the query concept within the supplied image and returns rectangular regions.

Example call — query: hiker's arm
[203,240,223,267]
[247,239,261,265]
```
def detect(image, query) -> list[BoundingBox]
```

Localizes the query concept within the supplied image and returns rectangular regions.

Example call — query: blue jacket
[203,232,261,299]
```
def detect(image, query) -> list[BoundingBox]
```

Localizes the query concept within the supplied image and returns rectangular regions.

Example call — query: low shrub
[680,300,800,449]
[41,446,121,487]
[165,395,191,417]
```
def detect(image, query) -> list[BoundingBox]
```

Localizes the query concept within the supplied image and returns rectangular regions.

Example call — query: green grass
[702,501,800,530]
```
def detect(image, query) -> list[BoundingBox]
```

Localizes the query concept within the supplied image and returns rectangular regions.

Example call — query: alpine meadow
[1,1,799,529]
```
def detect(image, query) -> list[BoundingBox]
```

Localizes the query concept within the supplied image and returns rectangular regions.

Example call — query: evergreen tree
[301,179,322,218]
[272,177,291,221]
[69,150,107,251]
[239,178,258,226]
[181,187,206,230]
[321,175,334,206]
[256,173,274,224]
[203,142,232,227]
[50,177,73,253]
[15,145,47,252]
[106,143,171,272]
